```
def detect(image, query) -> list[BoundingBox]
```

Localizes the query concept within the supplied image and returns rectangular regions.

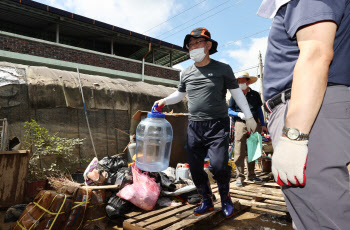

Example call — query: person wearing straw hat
[154,27,257,219]
[228,71,268,187]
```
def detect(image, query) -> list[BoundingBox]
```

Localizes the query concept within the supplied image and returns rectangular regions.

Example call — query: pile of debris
[7,156,200,230]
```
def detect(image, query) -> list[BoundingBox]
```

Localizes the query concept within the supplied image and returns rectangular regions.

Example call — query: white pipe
[141,43,152,82]
[142,58,145,82]
[56,23,59,43]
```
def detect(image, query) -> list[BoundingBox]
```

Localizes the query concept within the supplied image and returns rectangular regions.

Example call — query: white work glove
[272,137,308,186]
[245,117,257,133]
[154,99,166,107]
[237,112,245,120]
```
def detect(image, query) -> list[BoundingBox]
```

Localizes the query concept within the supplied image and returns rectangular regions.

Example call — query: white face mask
[189,47,206,63]
[239,83,248,90]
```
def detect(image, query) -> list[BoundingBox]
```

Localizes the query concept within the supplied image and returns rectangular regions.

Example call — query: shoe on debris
[236,179,243,187]
[247,177,262,183]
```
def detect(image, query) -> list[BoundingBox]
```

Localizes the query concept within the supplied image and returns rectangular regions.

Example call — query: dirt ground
[2,210,293,230]
[104,211,293,230]
[212,211,293,230]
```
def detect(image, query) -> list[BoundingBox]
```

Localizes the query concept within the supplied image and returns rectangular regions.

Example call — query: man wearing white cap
[228,72,268,187]
[258,0,350,229]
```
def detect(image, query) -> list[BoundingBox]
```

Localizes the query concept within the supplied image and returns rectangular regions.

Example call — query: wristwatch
[282,126,309,141]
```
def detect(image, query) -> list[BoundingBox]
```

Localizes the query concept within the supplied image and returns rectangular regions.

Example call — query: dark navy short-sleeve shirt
[263,0,350,100]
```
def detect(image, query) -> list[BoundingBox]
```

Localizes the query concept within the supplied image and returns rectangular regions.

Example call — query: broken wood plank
[230,188,285,201]
[231,194,254,200]
[123,222,146,230]
[263,199,287,206]
[235,198,288,212]
[231,184,283,197]
[250,207,288,217]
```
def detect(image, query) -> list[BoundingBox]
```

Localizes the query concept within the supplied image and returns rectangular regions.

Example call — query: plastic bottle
[135,105,173,172]
[127,135,136,163]
[176,163,190,180]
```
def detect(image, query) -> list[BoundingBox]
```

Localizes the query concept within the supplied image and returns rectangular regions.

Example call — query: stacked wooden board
[122,172,289,230]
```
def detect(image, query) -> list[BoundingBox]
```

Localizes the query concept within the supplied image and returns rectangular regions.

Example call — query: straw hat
[236,71,258,84]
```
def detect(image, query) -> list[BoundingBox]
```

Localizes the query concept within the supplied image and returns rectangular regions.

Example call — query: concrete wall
[0,62,187,171]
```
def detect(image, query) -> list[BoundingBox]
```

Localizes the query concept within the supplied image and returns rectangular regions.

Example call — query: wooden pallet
[122,176,288,230]
[123,184,241,230]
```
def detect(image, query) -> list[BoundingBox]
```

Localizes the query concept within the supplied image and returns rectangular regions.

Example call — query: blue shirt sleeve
[284,0,346,38]
[257,106,265,126]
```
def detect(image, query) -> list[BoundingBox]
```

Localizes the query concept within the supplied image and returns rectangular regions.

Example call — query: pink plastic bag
[117,163,160,211]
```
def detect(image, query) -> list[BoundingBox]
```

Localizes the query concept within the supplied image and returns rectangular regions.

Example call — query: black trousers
[186,117,232,187]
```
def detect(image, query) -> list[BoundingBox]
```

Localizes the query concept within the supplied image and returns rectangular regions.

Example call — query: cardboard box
[132,111,189,168]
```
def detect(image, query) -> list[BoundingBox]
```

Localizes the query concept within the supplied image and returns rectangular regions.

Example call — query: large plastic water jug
[135,105,173,172]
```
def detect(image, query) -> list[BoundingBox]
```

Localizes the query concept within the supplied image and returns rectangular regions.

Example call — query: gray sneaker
[247,177,263,183]
[236,179,243,187]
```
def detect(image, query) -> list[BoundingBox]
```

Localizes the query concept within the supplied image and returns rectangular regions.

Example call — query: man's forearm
[285,45,331,134]
[285,22,336,134]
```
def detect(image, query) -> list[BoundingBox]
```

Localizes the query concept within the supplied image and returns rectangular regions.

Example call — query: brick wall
[0,34,180,81]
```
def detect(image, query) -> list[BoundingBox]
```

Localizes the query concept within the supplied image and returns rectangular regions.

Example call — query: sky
[34,0,272,92]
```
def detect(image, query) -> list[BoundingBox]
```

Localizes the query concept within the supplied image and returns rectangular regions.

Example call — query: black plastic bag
[98,156,129,185]
[98,156,127,173]
[106,194,132,219]
[148,172,176,192]
[108,167,133,188]
[5,204,27,223]
[159,172,176,191]
[178,190,216,204]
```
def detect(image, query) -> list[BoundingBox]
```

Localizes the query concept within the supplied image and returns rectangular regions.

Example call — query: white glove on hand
[154,99,166,107]
[272,137,308,186]
[245,117,257,133]
[237,112,245,120]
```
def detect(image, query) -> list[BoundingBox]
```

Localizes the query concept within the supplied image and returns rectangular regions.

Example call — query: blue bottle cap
[147,104,165,118]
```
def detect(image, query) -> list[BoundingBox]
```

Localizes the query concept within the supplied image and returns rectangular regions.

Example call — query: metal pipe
[56,23,59,43]
[142,59,145,82]
[142,43,152,82]
[111,39,114,55]
[258,51,266,122]
[76,68,98,159]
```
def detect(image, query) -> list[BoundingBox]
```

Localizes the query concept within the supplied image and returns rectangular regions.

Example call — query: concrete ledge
[0,30,181,72]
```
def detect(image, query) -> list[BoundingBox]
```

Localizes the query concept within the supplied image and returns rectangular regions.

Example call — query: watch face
[287,128,300,140]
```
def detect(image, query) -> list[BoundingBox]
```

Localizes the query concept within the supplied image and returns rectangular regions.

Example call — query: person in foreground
[228,72,268,187]
[154,27,257,218]
[258,0,350,229]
